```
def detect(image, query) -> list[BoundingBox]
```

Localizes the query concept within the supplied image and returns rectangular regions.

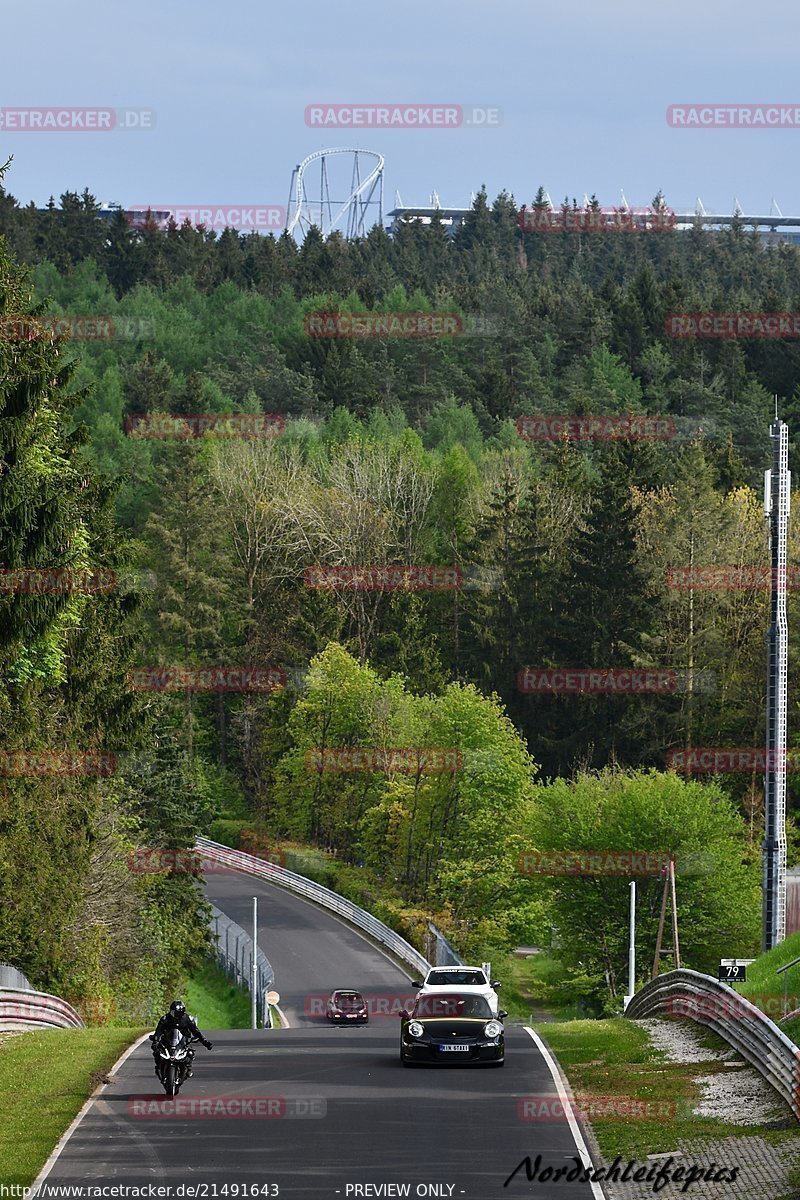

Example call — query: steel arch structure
[286,148,384,240]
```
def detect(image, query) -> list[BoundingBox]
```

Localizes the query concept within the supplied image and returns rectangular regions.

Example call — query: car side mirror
[498,1010,508,1019]
[492,981,501,988]
[410,981,422,988]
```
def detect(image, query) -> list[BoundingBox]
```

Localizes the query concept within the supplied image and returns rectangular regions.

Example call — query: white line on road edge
[31,1031,152,1192]
[522,1026,608,1199]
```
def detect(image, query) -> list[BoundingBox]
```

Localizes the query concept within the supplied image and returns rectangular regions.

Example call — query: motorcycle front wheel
[164,1063,177,1097]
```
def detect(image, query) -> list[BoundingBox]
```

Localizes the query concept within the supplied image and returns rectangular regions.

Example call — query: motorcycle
[150,1028,198,1097]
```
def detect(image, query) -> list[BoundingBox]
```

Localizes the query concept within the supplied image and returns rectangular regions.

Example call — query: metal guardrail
[426,921,465,967]
[208,903,275,1028]
[197,837,431,979]
[0,962,33,990]
[0,987,86,1030]
[626,968,800,1119]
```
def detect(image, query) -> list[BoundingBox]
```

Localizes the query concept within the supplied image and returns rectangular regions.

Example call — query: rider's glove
[203,1039,213,1050]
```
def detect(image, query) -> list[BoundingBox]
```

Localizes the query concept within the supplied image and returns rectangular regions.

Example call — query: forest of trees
[2,177,799,1013]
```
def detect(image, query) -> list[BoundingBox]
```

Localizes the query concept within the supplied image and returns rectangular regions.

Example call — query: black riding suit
[152,1011,209,1073]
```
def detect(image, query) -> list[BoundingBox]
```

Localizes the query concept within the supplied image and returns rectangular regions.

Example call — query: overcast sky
[2,0,799,223]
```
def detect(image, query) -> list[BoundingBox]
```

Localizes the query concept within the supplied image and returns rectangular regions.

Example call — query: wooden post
[652,866,669,980]
[670,857,681,969]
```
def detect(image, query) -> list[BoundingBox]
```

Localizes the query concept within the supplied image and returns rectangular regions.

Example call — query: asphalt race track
[36,868,603,1200]
[203,866,417,1027]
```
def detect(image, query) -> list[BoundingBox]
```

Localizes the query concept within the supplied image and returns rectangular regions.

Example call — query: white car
[410,966,502,1016]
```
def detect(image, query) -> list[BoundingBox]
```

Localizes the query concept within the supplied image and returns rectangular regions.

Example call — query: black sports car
[399,991,506,1066]
[326,989,369,1024]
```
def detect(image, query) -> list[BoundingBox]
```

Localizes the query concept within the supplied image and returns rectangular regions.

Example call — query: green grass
[500,951,591,1021]
[539,1017,799,1160]
[185,958,258,1029]
[735,931,800,1026]
[0,1027,145,1187]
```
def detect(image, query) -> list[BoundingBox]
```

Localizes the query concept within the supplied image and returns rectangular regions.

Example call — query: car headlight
[484,1021,502,1039]
[408,1021,424,1038]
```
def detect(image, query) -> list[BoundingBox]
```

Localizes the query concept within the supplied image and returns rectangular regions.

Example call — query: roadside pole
[252,896,258,1030]
[624,880,636,1010]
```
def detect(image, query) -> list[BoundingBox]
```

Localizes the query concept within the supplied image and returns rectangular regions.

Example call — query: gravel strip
[578,1017,800,1198]
[633,1017,735,1064]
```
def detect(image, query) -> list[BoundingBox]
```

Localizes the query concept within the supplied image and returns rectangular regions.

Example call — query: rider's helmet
[169,1000,186,1018]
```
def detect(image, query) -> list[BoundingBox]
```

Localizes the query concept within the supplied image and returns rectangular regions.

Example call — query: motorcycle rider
[151,1000,213,1078]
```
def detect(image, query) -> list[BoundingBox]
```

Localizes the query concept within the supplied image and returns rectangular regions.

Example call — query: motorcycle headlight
[160,1049,170,1058]
[484,1021,502,1039]
[408,1021,424,1038]
[175,1049,187,1058]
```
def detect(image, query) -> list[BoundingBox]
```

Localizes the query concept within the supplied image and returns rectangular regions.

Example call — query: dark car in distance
[326,989,369,1025]
[399,991,506,1066]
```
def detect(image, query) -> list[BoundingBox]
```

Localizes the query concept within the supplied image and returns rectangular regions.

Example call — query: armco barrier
[427,921,464,967]
[0,988,86,1030]
[0,961,33,990]
[626,968,800,1119]
[196,836,431,979]
[208,902,275,1027]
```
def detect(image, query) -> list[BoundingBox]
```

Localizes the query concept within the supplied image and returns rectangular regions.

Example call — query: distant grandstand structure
[73,194,800,246]
[389,195,800,244]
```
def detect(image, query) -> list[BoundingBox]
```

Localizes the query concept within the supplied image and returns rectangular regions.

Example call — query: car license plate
[440,1044,470,1051]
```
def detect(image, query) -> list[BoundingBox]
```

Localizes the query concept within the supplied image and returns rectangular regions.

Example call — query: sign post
[718,959,754,985]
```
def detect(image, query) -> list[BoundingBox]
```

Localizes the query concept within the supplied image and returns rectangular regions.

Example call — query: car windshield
[426,970,487,986]
[413,993,493,1019]
[334,992,365,1010]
